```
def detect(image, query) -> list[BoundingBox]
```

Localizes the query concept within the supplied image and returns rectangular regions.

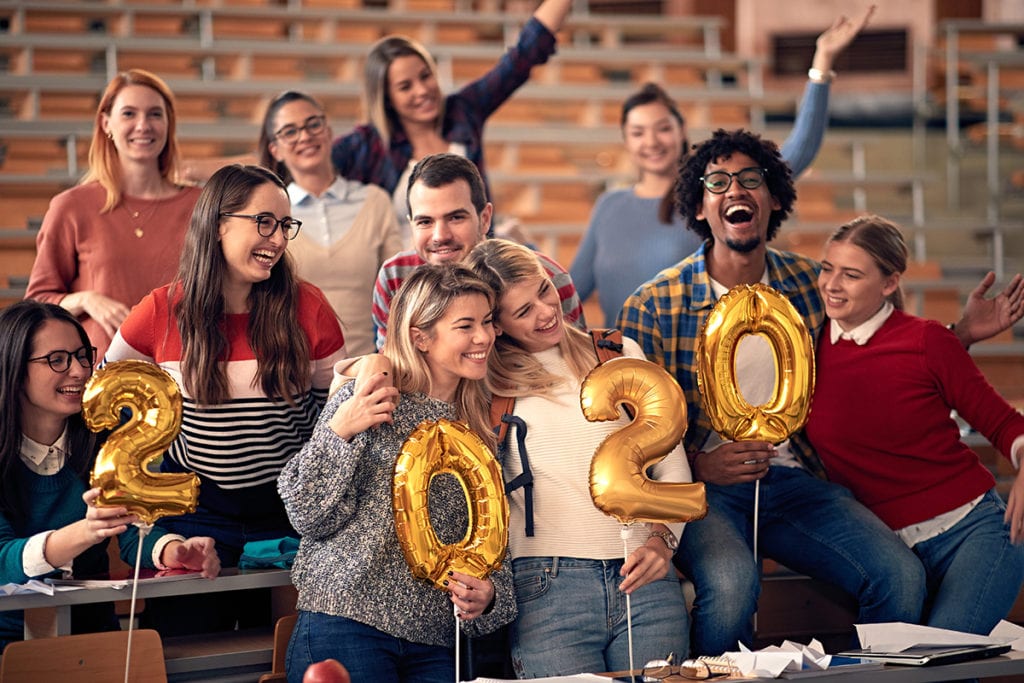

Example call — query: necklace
[121,194,167,238]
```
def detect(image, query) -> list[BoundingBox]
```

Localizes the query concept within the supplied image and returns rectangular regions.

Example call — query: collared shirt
[828,301,894,345]
[617,242,828,477]
[287,177,370,248]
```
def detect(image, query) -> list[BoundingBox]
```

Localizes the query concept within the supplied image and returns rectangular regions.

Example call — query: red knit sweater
[805,310,1024,530]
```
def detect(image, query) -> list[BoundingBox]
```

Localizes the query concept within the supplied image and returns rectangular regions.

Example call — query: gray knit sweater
[278,383,515,647]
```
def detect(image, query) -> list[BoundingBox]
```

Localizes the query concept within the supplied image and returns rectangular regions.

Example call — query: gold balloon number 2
[697,283,815,443]
[581,356,707,525]
[82,360,200,526]
[392,419,509,590]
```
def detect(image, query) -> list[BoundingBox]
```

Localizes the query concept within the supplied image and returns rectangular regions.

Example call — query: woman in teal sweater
[0,301,219,650]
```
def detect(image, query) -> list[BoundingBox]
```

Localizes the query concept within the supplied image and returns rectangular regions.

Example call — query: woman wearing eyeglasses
[26,69,201,359]
[258,91,403,356]
[0,301,220,652]
[105,164,347,635]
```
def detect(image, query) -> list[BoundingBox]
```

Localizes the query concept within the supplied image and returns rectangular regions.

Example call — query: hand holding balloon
[694,441,777,486]
[619,534,673,595]
[446,571,495,620]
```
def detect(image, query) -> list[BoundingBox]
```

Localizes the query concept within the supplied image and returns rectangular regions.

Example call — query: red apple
[303,658,351,683]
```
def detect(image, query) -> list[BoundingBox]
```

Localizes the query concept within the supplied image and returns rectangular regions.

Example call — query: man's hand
[692,441,776,486]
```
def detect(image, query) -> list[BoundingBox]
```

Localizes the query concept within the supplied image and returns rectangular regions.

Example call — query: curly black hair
[675,129,796,244]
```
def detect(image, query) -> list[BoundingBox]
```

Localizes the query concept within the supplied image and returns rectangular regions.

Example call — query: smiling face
[695,152,779,255]
[819,239,900,332]
[101,84,169,166]
[218,182,292,290]
[267,99,332,177]
[20,320,93,435]
[387,54,442,127]
[623,101,686,179]
[409,178,491,265]
[415,292,495,402]
[494,275,565,353]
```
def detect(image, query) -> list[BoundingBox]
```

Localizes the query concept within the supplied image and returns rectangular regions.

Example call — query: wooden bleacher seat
[0,629,167,683]
[257,614,298,683]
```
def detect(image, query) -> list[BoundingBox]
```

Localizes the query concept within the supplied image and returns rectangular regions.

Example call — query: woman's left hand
[619,536,672,594]
[447,571,495,620]
[160,537,221,578]
[1006,468,1024,544]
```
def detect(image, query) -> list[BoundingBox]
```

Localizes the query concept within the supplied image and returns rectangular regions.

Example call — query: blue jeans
[675,467,926,656]
[510,556,688,677]
[914,489,1024,634]
[286,611,454,683]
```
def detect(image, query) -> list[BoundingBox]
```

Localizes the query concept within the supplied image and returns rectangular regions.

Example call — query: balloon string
[125,522,150,683]
[752,479,760,637]
[621,525,635,683]
[454,602,460,683]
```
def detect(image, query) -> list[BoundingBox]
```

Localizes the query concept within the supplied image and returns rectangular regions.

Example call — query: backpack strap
[489,395,515,444]
[590,328,624,363]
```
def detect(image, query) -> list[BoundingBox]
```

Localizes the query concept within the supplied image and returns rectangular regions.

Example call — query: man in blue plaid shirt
[617,129,927,656]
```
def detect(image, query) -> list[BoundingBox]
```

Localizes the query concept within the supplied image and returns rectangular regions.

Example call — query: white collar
[829,301,895,345]
[20,425,69,468]
[708,268,770,299]
[287,176,348,205]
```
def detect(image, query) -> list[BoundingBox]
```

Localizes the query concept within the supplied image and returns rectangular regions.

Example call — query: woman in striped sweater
[105,164,347,635]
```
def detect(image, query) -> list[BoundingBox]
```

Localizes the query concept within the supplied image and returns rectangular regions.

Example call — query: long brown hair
[363,35,445,148]
[258,90,326,186]
[171,164,309,406]
[466,239,597,398]
[827,214,908,311]
[621,83,687,225]
[382,264,495,451]
[82,69,181,212]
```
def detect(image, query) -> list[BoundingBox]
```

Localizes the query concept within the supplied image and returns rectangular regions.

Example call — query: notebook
[836,642,1011,666]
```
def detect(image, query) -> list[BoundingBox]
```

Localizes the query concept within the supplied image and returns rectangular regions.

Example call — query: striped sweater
[105,282,347,522]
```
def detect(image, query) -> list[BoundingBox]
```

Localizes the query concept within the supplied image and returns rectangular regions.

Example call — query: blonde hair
[82,69,181,212]
[382,264,496,451]
[466,239,596,398]
[363,35,445,148]
[827,214,908,310]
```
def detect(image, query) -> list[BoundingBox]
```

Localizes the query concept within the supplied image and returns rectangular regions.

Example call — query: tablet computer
[836,642,1011,666]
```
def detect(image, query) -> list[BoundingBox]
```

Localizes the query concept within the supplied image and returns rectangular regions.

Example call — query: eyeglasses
[273,115,327,145]
[641,654,731,681]
[220,213,302,240]
[700,166,766,194]
[28,346,96,373]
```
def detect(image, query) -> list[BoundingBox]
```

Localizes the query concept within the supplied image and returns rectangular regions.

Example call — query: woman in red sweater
[804,214,1024,635]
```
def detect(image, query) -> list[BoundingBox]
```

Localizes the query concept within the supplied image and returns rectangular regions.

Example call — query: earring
[107,132,113,140]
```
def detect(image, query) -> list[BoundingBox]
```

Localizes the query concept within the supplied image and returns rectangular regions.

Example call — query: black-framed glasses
[220,213,302,240]
[28,346,96,373]
[641,654,731,681]
[273,115,327,145]
[700,166,766,194]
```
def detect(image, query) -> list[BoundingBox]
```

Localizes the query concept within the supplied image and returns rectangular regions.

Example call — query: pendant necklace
[121,194,165,239]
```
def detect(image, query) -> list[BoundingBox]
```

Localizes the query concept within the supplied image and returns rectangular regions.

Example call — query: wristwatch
[648,529,678,551]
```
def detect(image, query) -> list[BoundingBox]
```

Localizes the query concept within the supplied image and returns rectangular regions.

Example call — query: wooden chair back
[257,613,297,683]
[0,629,166,683]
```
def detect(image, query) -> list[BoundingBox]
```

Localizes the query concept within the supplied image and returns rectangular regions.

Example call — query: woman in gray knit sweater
[278,264,515,683]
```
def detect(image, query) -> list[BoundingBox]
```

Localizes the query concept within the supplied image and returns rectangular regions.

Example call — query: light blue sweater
[571,81,830,326]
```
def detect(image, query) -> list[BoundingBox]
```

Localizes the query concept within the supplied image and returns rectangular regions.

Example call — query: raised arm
[532,0,572,35]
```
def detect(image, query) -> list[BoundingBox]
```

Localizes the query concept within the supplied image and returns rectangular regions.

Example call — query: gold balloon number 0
[581,356,707,525]
[392,419,508,590]
[82,360,200,525]
[697,284,815,443]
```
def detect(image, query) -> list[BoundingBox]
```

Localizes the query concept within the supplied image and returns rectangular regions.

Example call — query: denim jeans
[510,556,688,677]
[675,466,926,656]
[913,488,1024,634]
[286,611,454,683]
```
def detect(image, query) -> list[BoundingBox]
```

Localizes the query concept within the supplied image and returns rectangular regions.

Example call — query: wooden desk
[0,567,292,638]
[607,650,1024,681]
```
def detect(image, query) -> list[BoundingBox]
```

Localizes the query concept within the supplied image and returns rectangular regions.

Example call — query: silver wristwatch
[648,528,678,550]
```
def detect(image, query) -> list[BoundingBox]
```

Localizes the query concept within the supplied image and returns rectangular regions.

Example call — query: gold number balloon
[696,283,815,443]
[392,419,508,590]
[580,356,707,524]
[82,360,200,525]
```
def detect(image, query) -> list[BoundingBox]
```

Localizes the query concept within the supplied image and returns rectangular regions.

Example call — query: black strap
[501,414,534,537]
